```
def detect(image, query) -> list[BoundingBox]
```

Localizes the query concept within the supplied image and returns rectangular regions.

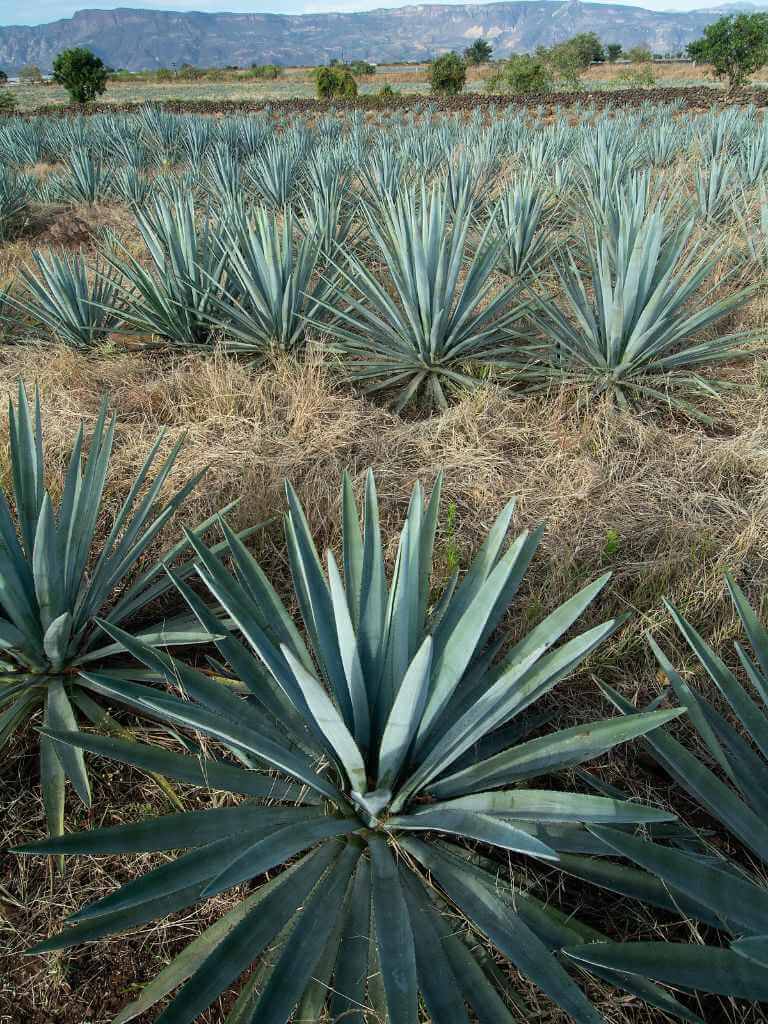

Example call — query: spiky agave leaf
[694,157,737,224]
[320,182,527,411]
[485,174,551,279]
[15,470,693,1023]
[105,193,229,348]
[518,210,755,420]
[204,203,334,355]
[565,575,768,1004]
[4,251,124,349]
[0,384,246,838]
[0,166,34,241]
[58,149,114,206]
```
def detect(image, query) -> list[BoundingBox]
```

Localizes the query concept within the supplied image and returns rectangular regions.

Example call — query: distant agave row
[3,179,756,419]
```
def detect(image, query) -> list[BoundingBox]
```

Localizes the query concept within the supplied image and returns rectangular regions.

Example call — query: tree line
[1,13,768,110]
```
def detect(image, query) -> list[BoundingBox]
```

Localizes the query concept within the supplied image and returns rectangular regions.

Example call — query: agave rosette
[564,575,768,1004]
[0,385,244,837]
[15,471,694,1023]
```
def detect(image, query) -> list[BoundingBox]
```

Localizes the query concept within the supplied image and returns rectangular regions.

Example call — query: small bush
[349,60,376,75]
[19,64,44,85]
[177,63,205,80]
[315,66,358,100]
[625,45,653,63]
[430,51,466,95]
[0,90,17,114]
[379,83,399,98]
[614,64,656,88]
[485,54,553,94]
[250,63,283,79]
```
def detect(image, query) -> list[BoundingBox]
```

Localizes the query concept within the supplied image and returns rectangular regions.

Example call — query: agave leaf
[404,838,603,1024]
[565,942,768,1000]
[110,853,320,1024]
[329,857,371,1024]
[369,834,419,1024]
[589,825,768,935]
[248,843,361,1024]
[154,842,344,1024]
[38,728,307,803]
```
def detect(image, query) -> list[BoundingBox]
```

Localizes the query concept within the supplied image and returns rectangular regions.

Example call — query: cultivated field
[11,59,768,112]
[1,98,768,1024]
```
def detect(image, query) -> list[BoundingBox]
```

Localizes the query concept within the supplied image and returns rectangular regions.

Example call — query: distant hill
[0,3,744,74]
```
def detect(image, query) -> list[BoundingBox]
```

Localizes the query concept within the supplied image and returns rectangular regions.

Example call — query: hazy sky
[0,0,737,27]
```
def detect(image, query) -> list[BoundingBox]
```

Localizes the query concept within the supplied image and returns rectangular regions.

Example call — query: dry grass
[2,343,768,1022]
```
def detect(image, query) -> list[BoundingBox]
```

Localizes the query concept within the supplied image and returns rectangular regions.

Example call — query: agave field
[2,98,768,1024]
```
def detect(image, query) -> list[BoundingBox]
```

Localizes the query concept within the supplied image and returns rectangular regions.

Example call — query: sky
[0,0,745,26]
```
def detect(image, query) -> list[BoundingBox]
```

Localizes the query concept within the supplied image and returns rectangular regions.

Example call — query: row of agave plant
[4,381,768,1023]
[5,106,768,216]
[0,162,760,417]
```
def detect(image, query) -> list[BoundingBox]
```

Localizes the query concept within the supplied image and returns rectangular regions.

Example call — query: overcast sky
[0,0,738,27]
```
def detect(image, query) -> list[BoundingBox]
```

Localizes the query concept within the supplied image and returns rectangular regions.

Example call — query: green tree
[687,13,768,91]
[485,53,553,94]
[625,45,653,63]
[569,32,606,64]
[349,59,376,75]
[463,38,493,64]
[52,48,108,103]
[19,64,43,85]
[538,41,582,89]
[606,43,623,62]
[0,70,7,84]
[430,51,467,95]
[314,65,358,99]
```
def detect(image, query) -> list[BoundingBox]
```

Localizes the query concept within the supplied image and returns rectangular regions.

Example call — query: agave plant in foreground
[564,575,768,1004]
[0,385,242,838]
[520,210,755,420]
[15,471,699,1023]
[321,183,527,411]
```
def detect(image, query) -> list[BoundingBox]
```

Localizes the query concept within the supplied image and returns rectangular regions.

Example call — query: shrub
[614,64,656,87]
[315,65,358,99]
[378,82,399,97]
[688,13,768,91]
[0,69,7,84]
[52,47,108,104]
[0,89,17,114]
[249,63,283,79]
[177,63,205,80]
[485,54,553,94]
[606,43,623,62]
[19,64,44,85]
[625,45,653,63]
[349,59,376,75]
[14,470,687,1024]
[430,51,467,95]
[464,38,493,65]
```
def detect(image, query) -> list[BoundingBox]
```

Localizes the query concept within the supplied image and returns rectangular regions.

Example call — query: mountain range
[0,2,755,73]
